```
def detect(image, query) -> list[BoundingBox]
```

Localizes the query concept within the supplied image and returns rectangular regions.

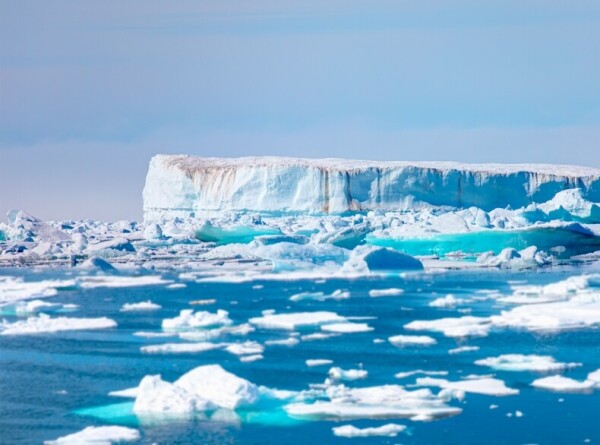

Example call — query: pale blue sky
[1,1,600,220]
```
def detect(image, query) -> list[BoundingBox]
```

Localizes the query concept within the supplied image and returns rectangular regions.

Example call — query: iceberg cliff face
[143,155,600,221]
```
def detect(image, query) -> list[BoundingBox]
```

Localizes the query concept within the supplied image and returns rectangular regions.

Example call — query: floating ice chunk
[306,359,333,367]
[167,283,187,289]
[225,341,264,356]
[290,289,350,302]
[133,374,212,415]
[143,223,163,240]
[0,276,75,305]
[328,367,368,381]
[529,188,600,223]
[286,384,461,421]
[133,331,175,338]
[344,246,423,273]
[87,237,135,253]
[301,332,339,341]
[500,274,591,304]
[368,288,404,297]
[265,337,300,347]
[78,275,172,289]
[0,314,116,335]
[44,425,140,445]
[174,364,259,409]
[13,299,61,314]
[394,370,448,379]
[448,346,480,354]
[362,247,423,271]
[490,296,600,332]
[531,375,595,392]
[141,342,224,354]
[249,311,347,330]
[416,377,519,396]
[405,316,491,338]
[254,242,350,272]
[475,354,581,372]
[78,256,117,272]
[240,354,263,362]
[587,369,600,385]
[162,309,232,330]
[429,294,467,308]
[389,335,437,346]
[321,323,374,333]
[332,423,406,438]
[120,300,162,312]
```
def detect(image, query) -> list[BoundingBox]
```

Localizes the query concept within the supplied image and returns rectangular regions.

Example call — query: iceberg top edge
[153,154,600,178]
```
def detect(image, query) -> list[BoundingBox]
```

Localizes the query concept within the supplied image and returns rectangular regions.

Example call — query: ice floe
[332,423,406,438]
[321,322,373,333]
[306,359,334,367]
[162,309,232,330]
[328,367,368,382]
[429,294,467,307]
[475,354,581,372]
[44,425,140,444]
[120,300,162,312]
[0,314,116,335]
[415,377,519,396]
[448,346,480,354]
[394,370,448,380]
[289,289,350,302]
[531,375,595,392]
[141,342,224,354]
[249,311,347,330]
[78,275,172,289]
[389,335,437,346]
[368,288,404,297]
[285,384,461,421]
[0,276,75,305]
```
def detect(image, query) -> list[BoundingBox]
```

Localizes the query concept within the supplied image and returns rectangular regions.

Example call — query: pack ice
[2,155,600,272]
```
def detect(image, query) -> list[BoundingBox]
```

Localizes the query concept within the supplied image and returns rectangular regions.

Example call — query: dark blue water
[1,267,599,444]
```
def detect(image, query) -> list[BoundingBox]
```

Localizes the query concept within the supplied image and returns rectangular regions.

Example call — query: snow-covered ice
[389,335,437,346]
[416,377,519,397]
[531,375,595,392]
[328,367,368,381]
[249,311,347,330]
[44,426,140,444]
[1,314,116,335]
[332,423,406,438]
[120,300,162,312]
[475,354,581,372]
[162,309,232,330]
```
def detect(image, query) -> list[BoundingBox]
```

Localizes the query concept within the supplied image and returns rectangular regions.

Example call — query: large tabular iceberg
[143,155,600,220]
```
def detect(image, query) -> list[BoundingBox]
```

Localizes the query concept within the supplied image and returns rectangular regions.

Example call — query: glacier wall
[143,155,600,221]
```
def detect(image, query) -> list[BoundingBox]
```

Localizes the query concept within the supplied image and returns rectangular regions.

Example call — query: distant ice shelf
[143,155,600,220]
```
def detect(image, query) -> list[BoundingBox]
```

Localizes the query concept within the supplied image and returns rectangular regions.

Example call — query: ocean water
[1,266,600,445]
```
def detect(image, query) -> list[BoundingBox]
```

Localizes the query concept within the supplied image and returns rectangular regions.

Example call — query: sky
[1,1,600,221]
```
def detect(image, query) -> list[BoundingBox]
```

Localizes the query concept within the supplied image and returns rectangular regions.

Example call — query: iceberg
[129,364,259,415]
[143,155,600,219]
[171,364,259,410]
